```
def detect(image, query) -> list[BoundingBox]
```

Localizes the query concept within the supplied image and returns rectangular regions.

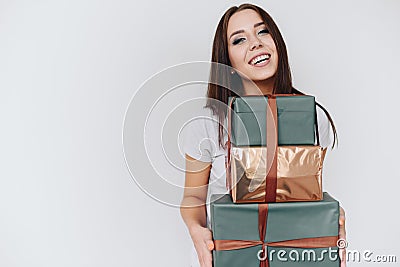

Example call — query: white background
[1,0,399,266]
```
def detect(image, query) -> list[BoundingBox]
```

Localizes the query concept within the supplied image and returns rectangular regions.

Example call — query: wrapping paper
[211,193,340,267]
[229,145,326,203]
[230,95,316,146]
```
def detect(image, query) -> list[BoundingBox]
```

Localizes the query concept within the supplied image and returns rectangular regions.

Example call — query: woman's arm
[180,154,214,267]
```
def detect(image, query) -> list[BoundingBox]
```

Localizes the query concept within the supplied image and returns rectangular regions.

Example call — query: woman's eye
[232,37,245,45]
[258,29,269,35]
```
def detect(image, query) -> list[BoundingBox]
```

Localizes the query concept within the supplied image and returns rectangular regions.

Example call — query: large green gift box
[229,95,316,146]
[211,193,340,266]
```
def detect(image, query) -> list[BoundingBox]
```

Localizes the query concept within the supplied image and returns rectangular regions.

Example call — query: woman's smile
[227,9,278,85]
[248,53,271,66]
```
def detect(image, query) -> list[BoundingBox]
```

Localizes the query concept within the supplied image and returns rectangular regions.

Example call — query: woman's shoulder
[185,107,221,134]
[182,107,223,162]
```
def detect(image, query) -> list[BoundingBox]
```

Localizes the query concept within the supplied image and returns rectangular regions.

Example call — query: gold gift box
[229,146,327,203]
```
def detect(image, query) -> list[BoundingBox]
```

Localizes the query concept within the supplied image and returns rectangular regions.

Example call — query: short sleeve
[182,116,218,163]
[316,105,333,149]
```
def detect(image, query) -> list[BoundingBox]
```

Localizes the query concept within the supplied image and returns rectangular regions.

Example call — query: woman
[180,3,346,267]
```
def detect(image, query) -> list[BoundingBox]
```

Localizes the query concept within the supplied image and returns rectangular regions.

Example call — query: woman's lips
[248,53,271,67]
[251,58,270,67]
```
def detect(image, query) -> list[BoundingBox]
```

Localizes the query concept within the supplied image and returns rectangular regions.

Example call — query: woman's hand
[339,206,347,267]
[189,224,214,267]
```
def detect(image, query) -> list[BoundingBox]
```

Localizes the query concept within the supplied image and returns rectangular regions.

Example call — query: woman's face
[227,9,278,82]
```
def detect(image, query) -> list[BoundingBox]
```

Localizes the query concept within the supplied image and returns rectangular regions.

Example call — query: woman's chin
[245,73,275,82]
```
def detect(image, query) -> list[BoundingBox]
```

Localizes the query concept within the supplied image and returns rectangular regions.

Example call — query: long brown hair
[205,3,337,149]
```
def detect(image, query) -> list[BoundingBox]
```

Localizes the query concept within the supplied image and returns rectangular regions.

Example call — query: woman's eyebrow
[229,22,265,39]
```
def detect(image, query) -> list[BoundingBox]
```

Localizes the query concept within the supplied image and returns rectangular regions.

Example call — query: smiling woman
[227,9,279,91]
[179,3,345,267]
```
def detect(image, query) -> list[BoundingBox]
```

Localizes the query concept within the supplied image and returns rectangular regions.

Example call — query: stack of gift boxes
[210,95,341,266]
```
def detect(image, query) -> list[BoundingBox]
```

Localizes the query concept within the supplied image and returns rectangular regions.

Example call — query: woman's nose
[249,36,263,50]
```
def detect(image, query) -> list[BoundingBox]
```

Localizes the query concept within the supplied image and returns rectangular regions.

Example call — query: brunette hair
[205,3,337,148]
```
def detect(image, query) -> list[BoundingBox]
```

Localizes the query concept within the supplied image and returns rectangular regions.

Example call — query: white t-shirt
[183,105,333,266]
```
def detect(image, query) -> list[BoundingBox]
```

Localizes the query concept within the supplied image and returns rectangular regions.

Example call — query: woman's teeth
[250,54,271,65]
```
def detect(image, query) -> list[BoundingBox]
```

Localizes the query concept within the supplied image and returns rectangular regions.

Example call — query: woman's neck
[242,77,275,96]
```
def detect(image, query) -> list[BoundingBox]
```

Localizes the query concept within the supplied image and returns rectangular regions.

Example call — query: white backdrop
[1,0,399,266]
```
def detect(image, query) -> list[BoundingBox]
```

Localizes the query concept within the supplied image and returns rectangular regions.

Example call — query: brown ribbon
[265,96,278,202]
[259,204,268,267]
[226,96,236,191]
[214,203,338,267]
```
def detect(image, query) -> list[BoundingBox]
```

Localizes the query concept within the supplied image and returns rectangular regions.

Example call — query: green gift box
[229,95,316,146]
[211,193,340,267]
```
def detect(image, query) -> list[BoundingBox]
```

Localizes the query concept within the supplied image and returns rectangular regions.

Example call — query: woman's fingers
[201,248,213,267]
[206,240,215,251]
[200,240,214,267]
[339,206,347,267]
[340,248,347,267]
[339,207,346,226]
[190,226,214,267]
[339,207,346,240]
[197,245,211,267]
[202,235,214,266]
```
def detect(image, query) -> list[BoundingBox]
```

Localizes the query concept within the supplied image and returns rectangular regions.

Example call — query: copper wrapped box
[228,145,327,203]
